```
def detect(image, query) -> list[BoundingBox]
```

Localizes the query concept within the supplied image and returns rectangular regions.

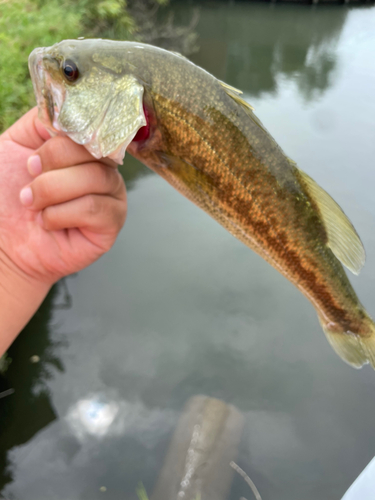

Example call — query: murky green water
[1,3,375,499]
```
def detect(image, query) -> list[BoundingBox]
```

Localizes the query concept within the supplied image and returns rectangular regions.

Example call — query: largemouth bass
[28,39,375,369]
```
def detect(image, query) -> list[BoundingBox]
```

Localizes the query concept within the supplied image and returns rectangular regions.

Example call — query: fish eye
[62,59,79,82]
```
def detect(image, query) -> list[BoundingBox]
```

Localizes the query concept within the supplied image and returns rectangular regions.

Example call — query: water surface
[1,4,375,499]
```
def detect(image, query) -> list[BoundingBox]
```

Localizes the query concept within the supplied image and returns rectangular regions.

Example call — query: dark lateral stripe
[154,94,364,334]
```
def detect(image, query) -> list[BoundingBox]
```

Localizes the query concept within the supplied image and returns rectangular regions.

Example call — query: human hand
[0,107,127,354]
[0,106,127,283]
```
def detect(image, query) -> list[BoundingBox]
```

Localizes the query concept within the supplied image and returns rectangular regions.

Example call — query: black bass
[28,39,375,369]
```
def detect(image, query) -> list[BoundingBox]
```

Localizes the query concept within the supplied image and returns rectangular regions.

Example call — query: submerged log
[151,395,245,500]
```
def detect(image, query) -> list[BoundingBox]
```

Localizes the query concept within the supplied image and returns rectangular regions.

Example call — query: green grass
[0,0,190,133]
[0,0,145,132]
[0,0,84,131]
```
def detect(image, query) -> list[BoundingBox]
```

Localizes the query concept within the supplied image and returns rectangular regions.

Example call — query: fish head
[28,39,147,163]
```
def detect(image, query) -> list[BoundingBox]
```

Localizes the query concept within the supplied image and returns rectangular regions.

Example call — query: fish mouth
[28,47,64,136]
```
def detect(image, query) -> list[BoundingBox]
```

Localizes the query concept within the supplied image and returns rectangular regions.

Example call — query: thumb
[1,107,51,149]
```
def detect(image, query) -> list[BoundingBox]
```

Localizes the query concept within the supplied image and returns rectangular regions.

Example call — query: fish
[28,39,375,369]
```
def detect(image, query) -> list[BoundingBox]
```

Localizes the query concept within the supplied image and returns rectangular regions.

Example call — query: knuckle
[33,174,54,205]
[38,136,66,170]
[109,200,127,233]
[115,172,126,197]
[99,163,111,184]
[86,194,101,216]
[97,163,122,194]
[117,202,127,229]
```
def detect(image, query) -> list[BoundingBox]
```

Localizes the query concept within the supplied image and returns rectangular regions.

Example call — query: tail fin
[319,315,375,369]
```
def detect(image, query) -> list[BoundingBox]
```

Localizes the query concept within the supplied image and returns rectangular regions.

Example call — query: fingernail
[27,155,42,176]
[20,186,33,206]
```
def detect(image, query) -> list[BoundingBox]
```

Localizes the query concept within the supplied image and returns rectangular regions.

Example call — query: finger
[27,136,117,177]
[20,162,125,211]
[40,194,127,235]
[1,107,50,150]
[29,136,96,175]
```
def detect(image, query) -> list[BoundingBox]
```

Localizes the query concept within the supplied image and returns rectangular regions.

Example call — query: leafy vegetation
[78,0,137,40]
[0,0,196,133]
[0,0,83,131]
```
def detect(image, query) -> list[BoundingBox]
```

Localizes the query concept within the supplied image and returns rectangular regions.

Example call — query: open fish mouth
[28,47,64,136]
[28,40,148,163]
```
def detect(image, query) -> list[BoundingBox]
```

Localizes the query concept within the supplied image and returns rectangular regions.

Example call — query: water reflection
[190,4,347,100]
[0,281,70,491]
[67,396,120,439]
[2,3,375,500]
[66,393,175,444]
[2,393,177,500]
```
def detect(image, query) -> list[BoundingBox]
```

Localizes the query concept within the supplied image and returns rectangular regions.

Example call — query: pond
[1,3,375,499]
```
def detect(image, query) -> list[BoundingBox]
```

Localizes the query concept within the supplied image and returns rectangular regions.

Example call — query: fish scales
[29,39,375,368]
[130,50,363,330]
[151,98,361,330]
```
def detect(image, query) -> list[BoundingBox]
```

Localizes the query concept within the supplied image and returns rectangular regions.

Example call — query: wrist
[0,250,51,356]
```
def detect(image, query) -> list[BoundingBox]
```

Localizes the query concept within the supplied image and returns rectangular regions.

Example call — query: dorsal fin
[219,81,273,135]
[298,169,365,275]
[220,81,254,111]
[171,51,188,60]
[220,79,365,274]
